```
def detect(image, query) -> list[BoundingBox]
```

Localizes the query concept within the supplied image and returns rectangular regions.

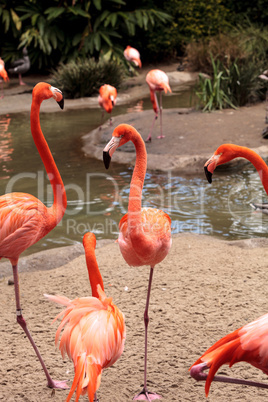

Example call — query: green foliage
[0,0,172,71]
[196,54,266,111]
[50,58,125,99]
[196,56,237,112]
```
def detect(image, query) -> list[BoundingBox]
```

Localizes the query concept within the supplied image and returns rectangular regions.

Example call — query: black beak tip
[103,151,111,169]
[204,166,212,184]
[58,98,64,110]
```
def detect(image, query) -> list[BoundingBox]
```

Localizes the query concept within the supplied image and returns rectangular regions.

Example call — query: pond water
[1,89,268,257]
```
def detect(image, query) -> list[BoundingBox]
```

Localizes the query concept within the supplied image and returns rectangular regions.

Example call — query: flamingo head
[32,82,64,109]
[103,124,132,169]
[204,144,238,183]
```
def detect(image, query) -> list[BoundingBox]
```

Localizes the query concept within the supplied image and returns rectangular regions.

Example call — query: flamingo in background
[103,124,172,401]
[204,144,268,213]
[0,82,67,389]
[45,232,126,402]
[145,69,172,143]
[98,84,117,128]
[0,57,9,98]
[8,47,30,85]
[190,312,268,396]
[124,46,142,71]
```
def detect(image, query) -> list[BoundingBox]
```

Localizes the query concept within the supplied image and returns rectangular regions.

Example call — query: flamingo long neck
[127,128,147,236]
[150,90,159,114]
[84,244,104,299]
[31,98,67,225]
[234,146,268,195]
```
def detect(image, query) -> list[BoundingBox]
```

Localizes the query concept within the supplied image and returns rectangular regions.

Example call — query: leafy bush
[50,58,125,99]
[196,55,266,111]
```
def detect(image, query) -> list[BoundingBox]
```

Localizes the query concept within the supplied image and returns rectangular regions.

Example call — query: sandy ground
[1,235,268,402]
[1,65,268,401]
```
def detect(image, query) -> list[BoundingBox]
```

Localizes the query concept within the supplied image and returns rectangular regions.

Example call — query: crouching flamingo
[45,232,126,402]
[190,312,268,396]
[204,144,268,212]
[98,84,117,128]
[145,69,172,142]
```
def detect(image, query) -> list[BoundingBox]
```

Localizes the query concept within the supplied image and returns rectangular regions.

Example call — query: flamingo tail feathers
[65,353,102,402]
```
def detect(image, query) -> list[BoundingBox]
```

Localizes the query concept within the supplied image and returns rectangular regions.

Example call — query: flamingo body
[103,124,171,400]
[0,193,56,264]
[0,58,9,98]
[1,82,68,389]
[124,46,142,68]
[0,58,9,82]
[8,47,30,85]
[46,232,126,402]
[98,84,117,128]
[119,207,171,267]
[145,69,171,142]
[190,312,268,396]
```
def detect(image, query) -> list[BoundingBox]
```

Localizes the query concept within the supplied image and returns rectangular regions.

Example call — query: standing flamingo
[190,312,268,395]
[124,46,142,71]
[145,69,172,143]
[103,124,172,401]
[98,84,117,128]
[0,57,9,98]
[204,144,268,212]
[45,232,126,402]
[8,47,30,85]
[0,82,68,389]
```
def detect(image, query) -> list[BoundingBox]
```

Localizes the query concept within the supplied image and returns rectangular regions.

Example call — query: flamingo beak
[204,154,220,183]
[57,98,64,110]
[204,165,213,183]
[51,86,64,109]
[103,137,121,169]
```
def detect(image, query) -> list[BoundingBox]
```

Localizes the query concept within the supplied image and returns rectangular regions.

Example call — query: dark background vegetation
[1,0,267,107]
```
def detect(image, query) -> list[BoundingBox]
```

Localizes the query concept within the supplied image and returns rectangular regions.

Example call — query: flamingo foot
[157,135,165,139]
[145,137,152,143]
[133,387,162,401]
[47,379,69,389]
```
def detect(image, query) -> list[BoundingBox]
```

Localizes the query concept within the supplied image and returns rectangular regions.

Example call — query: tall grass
[186,21,268,110]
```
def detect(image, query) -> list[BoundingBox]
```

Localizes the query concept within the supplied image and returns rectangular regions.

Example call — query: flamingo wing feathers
[0,193,52,263]
[47,285,125,401]
[146,69,171,93]
[190,313,268,396]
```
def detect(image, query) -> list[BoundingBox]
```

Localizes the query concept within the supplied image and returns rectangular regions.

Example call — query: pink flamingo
[190,312,268,396]
[45,232,126,402]
[0,82,68,389]
[204,143,268,212]
[98,84,117,128]
[124,46,142,70]
[103,124,172,401]
[0,57,9,98]
[145,69,172,143]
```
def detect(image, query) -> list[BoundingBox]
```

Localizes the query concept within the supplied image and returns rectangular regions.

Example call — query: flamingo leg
[146,93,159,143]
[19,73,26,86]
[133,266,161,401]
[99,110,105,130]
[157,92,164,139]
[190,362,268,389]
[94,393,99,401]
[12,264,68,389]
